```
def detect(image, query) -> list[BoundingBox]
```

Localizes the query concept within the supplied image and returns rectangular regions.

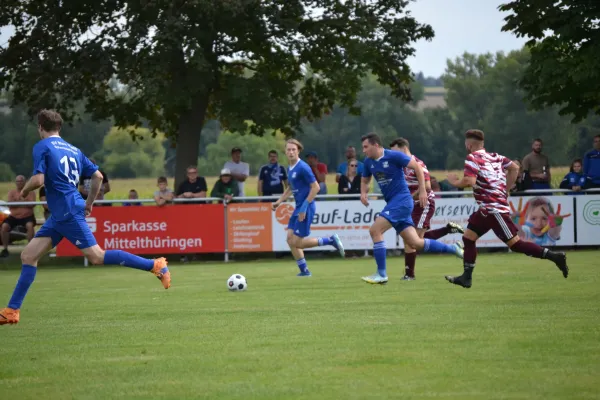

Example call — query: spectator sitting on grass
[154,177,174,207]
[211,168,239,203]
[123,189,142,206]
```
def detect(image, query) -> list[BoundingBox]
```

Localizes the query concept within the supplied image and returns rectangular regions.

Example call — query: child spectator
[154,177,174,207]
[123,189,142,206]
[211,169,239,203]
[559,159,590,195]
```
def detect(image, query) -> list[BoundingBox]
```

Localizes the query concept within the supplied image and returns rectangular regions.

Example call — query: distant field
[0,167,571,204]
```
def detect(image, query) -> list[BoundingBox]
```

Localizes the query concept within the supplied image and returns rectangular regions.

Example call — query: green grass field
[0,251,598,399]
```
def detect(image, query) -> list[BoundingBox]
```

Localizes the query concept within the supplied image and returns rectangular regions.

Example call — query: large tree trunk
[174,93,211,190]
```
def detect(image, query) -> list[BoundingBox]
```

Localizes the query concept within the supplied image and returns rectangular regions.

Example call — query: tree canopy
[499,0,600,122]
[0,0,434,186]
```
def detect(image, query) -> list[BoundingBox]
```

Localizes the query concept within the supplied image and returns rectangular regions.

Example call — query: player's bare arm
[447,173,476,189]
[298,181,320,222]
[360,176,371,206]
[272,186,292,209]
[86,170,104,205]
[407,159,427,207]
[21,173,45,198]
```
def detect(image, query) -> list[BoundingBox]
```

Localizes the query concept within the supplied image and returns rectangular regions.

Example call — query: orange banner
[56,204,225,256]
[227,203,273,252]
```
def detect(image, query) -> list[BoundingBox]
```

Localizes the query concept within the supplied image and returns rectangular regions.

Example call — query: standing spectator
[336,146,364,183]
[211,168,240,203]
[154,177,174,206]
[38,185,51,220]
[337,158,361,195]
[257,150,287,200]
[560,159,590,195]
[430,176,441,192]
[522,138,551,190]
[1,175,36,257]
[79,159,111,205]
[305,151,328,194]
[123,189,142,206]
[583,135,600,188]
[223,147,250,197]
[176,165,208,202]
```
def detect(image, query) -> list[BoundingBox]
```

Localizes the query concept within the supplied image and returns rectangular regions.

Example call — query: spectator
[211,168,240,203]
[154,177,174,206]
[430,176,441,192]
[223,147,250,197]
[337,158,361,195]
[38,185,50,220]
[583,135,600,188]
[176,165,208,202]
[336,146,364,183]
[257,150,287,200]
[123,189,142,206]
[560,159,590,195]
[305,151,328,194]
[522,138,551,190]
[79,159,111,206]
[1,175,36,257]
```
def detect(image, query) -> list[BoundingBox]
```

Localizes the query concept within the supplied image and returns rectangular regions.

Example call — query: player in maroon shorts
[390,138,465,280]
[443,129,568,288]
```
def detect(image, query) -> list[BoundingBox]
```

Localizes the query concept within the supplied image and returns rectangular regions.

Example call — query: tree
[0,0,434,188]
[499,0,600,122]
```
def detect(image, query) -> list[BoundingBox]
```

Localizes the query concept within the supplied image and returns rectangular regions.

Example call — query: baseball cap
[231,147,242,153]
[220,168,231,176]
[305,151,318,158]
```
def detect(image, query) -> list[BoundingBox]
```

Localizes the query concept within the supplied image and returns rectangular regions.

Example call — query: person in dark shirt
[123,189,142,206]
[560,158,590,195]
[176,165,208,203]
[257,150,287,200]
[79,159,111,206]
[337,158,361,195]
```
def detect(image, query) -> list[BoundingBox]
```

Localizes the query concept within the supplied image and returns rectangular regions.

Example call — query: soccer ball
[227,274,247,291]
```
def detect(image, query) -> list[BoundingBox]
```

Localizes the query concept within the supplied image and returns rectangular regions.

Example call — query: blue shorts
[379,200,414,233]
[35,212,97,249]
[287,202,316,238]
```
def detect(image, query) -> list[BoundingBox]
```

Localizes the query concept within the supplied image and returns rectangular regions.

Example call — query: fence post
[573,196,577,244]
[224,202,229,262]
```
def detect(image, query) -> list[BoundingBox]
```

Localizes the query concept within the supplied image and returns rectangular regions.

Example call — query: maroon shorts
[411,199,435,230]
[467,209,519,243]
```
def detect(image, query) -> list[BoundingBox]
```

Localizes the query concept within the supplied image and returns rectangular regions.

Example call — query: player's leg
[288,206,345,257]
[403,227,426,280]
[424,222,465,240]
[361,216,392,284]
[404,201,436,280]
[400,226,464,258]
[1,219,12,256]
[286,228,310,276]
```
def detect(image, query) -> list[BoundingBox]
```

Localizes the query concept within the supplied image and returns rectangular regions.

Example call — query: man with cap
[224,147,250,197]
[305,151,328,195]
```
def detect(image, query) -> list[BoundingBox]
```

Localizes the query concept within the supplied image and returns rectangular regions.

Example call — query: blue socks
[104,250,154,271]
[296,258,308,273]
[373,241,387,277]
[423,239,457,254]
[8,265,37,309]
[318,236,334,246]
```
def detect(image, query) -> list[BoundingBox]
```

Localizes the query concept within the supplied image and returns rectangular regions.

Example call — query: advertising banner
[56,205,225,256]
[575,195,600,245]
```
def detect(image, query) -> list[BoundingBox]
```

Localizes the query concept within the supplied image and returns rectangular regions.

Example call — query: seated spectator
[79,159,111,206]
[336,146,364,183]
[430,176,441,192]
[211,168,240,203]
[154,177,174,207]
[560,158,590,195]
[39,185,50,220]
[258,150,287,200]
[176,165,208,203]
[1,175,36,258]
[338,158,361,195]
[583,135,600,188]
[224,147,250,197]
[305,151,328,195]
[123,189,142,206]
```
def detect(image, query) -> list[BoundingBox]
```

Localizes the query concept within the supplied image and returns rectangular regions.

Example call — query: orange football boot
[0,308,20,325]
[152,258,171,289]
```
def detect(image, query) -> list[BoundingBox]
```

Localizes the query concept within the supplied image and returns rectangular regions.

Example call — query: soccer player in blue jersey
[359,133,464,284]
[0,110,170,325]
[272,139,345,276]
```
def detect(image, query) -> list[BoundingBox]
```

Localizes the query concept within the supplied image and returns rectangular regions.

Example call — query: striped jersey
[464,149,513,214]
[403,155,435,203]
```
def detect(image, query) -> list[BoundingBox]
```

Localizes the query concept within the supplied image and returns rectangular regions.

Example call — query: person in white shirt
[223,147,250,197]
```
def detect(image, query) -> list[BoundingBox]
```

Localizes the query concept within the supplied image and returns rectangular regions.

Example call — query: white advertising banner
[575,195,600,245]
[270,200,397,251]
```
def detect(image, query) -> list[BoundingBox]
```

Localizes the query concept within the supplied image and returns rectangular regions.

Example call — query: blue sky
[0,0,526,77]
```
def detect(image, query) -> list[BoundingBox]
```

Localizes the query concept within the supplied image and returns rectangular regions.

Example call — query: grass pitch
[1,250,599,400]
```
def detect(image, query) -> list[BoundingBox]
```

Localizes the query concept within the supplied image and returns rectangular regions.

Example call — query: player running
[390,138,464,280]
[360,133,464,284]
[444,129,568,288]
[0,110,170,326]
[272,139,344,276]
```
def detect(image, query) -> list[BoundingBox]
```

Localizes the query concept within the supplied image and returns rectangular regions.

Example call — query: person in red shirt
[305,151,328,194]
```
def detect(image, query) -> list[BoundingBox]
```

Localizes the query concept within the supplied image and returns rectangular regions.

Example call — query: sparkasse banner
[56,204,225,256]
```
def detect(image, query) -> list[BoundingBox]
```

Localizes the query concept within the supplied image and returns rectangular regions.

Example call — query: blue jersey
[32,137,98,221]
[363,149,412,203]
[288,159,316,206]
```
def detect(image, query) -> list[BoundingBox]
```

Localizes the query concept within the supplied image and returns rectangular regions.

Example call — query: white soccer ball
[227,274,247,291]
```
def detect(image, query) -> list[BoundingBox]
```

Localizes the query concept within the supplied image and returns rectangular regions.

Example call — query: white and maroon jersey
[404,155,435,202]
[464,149,513,214]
